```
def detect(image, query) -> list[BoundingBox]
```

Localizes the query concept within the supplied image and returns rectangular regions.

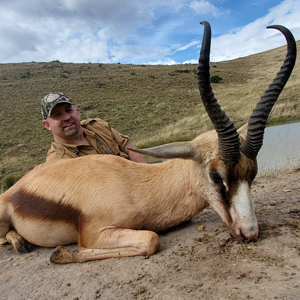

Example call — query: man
[41,92,146,163]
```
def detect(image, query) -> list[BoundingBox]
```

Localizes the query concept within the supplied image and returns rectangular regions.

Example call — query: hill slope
[0,41,299,187]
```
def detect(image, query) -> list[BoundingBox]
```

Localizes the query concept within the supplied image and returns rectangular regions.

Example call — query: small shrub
[210,75,223,83]
[62,69,71,74]
[175,69,191,74]
[82,105,94,110]
[3,175,21,189]
[95,82,105,88]
[20,71,31,79]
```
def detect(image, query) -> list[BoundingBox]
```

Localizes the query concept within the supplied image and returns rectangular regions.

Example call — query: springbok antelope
[0,22,296,264]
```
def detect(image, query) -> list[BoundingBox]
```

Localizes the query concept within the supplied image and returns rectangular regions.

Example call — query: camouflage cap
[41,92,74,120]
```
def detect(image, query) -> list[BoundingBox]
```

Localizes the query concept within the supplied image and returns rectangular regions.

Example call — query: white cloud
[0,0,186,63]
[183,59,198,64]
[189,0,227,17]
[147,58,179,65]
[210,0,300,62]
[0,0,299,64]
[175,40,200,52]
[109,44,170,63]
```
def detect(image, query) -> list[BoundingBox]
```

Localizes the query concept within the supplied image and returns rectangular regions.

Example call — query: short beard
[64,126,79,136]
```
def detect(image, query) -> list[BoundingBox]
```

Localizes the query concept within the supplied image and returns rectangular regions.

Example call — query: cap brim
[47,100,74,118]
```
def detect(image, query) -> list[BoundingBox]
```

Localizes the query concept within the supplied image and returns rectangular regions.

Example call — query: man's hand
[124,141,147,163]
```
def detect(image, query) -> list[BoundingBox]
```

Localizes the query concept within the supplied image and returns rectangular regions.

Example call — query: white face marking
[230,181,258,239]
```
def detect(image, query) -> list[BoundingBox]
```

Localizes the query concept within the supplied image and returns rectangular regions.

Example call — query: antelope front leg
[0,220,10,245]
[6,230,30,253]
[50,228,160,264]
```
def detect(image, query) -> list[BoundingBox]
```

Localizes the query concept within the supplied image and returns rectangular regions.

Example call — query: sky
[0,0,299,65]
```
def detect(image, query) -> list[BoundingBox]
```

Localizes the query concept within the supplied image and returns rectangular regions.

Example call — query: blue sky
[0,0,299,64]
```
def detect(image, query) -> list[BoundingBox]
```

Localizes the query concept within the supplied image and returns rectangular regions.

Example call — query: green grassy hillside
[1,40,299,188]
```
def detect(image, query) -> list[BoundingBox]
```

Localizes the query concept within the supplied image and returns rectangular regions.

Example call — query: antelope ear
[127,142,199,159]
[237,123,248,140]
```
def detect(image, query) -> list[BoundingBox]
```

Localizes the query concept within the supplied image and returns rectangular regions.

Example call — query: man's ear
[76,107,81,118]
[42,120,51,131]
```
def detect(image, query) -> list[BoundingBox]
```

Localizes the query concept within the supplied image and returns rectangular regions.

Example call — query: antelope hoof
[17,242,30,254]
[50,246,73,264]
[6,231,30,254]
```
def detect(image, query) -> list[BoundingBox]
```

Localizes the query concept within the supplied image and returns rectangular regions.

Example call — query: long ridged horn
[197,21,240,164]
[241,25,297,160]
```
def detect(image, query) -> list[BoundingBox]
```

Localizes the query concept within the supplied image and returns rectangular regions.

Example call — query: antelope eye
[210,171,223,185]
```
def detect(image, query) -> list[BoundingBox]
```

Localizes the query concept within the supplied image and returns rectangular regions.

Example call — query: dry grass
[0,41,300,186]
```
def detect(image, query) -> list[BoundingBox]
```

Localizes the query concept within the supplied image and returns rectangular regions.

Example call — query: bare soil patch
[1,169,300,299]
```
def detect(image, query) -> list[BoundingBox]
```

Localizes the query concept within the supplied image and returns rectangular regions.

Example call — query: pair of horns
[198,21,297,164]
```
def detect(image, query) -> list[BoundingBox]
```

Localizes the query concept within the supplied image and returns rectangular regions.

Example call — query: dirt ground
[1,169,300,300]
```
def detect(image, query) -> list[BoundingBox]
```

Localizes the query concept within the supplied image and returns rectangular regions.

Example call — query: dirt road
[1,169,300,299]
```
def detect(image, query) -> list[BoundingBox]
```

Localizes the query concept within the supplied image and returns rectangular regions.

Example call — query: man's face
[42,103,81,140]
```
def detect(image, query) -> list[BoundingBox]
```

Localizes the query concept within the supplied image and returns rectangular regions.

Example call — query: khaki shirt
[46,118,129,161]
